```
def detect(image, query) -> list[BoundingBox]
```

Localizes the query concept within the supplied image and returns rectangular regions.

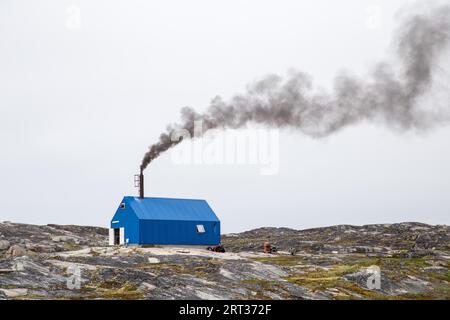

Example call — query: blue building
[109,196,221,246]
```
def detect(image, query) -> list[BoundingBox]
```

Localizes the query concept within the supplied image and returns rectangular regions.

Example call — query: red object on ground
[264,242,272,253]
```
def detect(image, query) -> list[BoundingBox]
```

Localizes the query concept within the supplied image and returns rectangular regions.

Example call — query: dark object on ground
[207,245,225,253]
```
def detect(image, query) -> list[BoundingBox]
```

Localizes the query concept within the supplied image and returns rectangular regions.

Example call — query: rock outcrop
[5,245,27,258]
[0,222,448,300]
[0,240,10,251]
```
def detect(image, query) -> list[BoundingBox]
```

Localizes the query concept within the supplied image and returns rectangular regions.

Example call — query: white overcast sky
[1,0,449,232]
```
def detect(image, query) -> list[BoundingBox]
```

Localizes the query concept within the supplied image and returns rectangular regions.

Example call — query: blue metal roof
[123,196,220,222]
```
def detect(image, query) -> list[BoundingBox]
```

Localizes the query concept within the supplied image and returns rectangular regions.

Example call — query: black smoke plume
[141,4,450,171]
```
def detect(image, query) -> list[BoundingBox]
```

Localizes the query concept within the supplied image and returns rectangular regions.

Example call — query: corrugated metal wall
[110,198,140,244]
[139,220,220,245]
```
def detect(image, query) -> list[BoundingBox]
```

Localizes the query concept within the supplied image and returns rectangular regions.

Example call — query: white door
[108,229,114,246]
[119,227,125,245]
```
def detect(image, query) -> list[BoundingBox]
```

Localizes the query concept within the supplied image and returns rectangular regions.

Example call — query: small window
[120,203,126,209]
[196,224,205,233]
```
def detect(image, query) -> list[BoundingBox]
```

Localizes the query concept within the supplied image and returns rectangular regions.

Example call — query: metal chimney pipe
[139,166,144,198]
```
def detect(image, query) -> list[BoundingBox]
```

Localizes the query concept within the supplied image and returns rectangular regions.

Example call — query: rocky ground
[0,221,448,300]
